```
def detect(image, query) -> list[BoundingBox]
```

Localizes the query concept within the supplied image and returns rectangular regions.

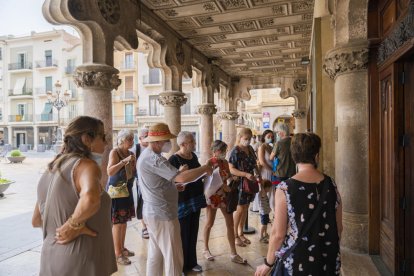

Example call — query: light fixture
[301,57,310,65]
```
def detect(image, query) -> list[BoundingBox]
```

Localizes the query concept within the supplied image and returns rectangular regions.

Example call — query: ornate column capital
[292,109,307,119]
[158,91,187,107]
[323,44,369,80]
[73,64,121,90]
[197,104,217,115]
[218,111,239,120]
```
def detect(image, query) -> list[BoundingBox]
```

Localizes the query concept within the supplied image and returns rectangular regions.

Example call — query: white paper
[204,168,223,199]
[175,172,207,186]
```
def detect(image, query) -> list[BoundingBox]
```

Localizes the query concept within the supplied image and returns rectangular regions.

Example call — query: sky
[0,0,77,37]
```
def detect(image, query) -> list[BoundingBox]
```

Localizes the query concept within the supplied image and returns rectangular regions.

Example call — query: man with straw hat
[137,123,213,276]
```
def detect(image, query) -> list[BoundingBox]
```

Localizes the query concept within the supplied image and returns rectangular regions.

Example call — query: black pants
[179,209,201,270]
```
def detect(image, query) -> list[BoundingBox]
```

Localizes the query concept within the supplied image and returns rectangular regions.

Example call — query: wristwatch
[263,257,274,268]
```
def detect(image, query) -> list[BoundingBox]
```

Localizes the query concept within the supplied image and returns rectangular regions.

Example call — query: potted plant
[7,149,26,163]
[0,172,14,198]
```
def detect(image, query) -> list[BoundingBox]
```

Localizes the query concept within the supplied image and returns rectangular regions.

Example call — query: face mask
[90,152,103,166]
[265,138,273,144]
[275,134,281,142]
[161,141,172,153]
[240,139,250,147]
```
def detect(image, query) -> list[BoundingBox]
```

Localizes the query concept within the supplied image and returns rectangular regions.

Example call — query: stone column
[197,103,217,164]
[33,126,39,151]
[73,64,121,187]
[292,109,307,133]
[158,91,187,154]
[7,126,12,146]
[324,42,369,252]
[218,111,239,151]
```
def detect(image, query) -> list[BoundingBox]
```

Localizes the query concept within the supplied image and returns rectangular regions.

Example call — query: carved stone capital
[73,64,121,90]
[158,91,187,107]
[323,45,369,80]
[218,111,239,120]
[293,78,307,92]
[292,109,307,119]
[197,104,217,115]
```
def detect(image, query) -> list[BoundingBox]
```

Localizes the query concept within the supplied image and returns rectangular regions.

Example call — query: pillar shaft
[197,104,217,164]
[292,109,307,133]
[158,91,187,154]
[34,126,39,151]
[7,126,12,146]
[73,63,121,187]
[218,112,239,151]
[324,43,369,253]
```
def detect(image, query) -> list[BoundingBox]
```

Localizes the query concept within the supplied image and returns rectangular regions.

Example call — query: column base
[342,211,369,253]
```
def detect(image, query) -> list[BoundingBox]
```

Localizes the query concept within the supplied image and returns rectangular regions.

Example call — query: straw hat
[143,123,177,142]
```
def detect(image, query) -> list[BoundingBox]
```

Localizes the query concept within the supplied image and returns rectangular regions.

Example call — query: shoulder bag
[270,176,330,276]
[241,146,259,194]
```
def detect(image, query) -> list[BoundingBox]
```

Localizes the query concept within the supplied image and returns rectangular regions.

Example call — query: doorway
[16,132,26,147]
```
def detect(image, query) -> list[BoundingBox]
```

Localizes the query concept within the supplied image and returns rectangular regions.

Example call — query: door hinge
[400,197,407,210]
[401,134,409,148]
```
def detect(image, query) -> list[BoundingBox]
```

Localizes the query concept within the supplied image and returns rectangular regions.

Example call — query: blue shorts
[260,214,270,225]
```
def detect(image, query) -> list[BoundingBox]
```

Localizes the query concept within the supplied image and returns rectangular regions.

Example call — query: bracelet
[263,257,275,268]
[68,215,85,230]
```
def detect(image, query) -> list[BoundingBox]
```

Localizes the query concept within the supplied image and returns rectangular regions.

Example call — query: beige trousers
[145,216,184,276]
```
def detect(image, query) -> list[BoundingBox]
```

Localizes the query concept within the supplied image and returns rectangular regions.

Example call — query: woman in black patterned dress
[256,133,343,276]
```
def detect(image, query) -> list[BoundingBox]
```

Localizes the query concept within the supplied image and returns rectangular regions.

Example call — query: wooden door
[379,65,399,273]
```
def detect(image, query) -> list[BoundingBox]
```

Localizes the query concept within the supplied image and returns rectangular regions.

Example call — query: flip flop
[203,250,215,261]
[231,254,247,264]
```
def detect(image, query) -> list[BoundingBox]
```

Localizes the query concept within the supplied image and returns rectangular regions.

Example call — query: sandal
[239,235,251,244]
[259,237,269,244]
[231,254,247,264]
[122,248,135,257]
[235,237,246,247]
[117,255,131,265]
[203,250,215,261]
[142,228,149,239]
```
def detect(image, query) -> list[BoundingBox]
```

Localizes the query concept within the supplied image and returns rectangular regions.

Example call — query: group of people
[31,115,343,276]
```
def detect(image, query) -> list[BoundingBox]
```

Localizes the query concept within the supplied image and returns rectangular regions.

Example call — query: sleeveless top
[37,157,117,276]
[260,146,273,181]
[277,177,341,275]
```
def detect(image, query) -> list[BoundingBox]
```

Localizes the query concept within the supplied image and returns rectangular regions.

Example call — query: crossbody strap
[278,176,331,262]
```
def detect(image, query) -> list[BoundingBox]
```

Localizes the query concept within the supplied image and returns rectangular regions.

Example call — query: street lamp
[47,80,70,152]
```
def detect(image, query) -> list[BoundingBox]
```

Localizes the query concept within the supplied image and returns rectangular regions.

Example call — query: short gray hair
[117,129,134,145]
[275,123,290,136]
[177,131,194,146]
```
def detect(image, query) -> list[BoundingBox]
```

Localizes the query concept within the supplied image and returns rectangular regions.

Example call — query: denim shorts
[260,214,270,225]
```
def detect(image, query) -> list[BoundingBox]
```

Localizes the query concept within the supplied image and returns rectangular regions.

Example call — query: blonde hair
[236,128,253,145]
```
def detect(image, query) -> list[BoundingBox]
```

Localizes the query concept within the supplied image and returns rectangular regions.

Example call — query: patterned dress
[276,177,341,275]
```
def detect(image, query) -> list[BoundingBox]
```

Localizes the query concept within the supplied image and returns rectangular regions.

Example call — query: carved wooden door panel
[379,65,397,273]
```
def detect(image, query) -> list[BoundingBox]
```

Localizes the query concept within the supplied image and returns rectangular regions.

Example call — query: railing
[119,62,135,70]
[8,114,33,122]
[142,75,161,85]
[123,90,136,100]
[8,62,33,70]
[65,66,76,74]
[113,116,136,126]
[35,87,48,96]
[8,88,33,96]
[35,59,58,68]
[36,114,57,122]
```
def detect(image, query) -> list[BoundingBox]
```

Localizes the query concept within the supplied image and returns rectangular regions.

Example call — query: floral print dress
[276,177,341,275]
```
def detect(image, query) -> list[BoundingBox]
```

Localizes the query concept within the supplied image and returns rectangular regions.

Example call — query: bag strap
[278,176,331,262]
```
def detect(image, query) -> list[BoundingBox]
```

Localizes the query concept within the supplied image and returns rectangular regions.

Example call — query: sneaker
[192,264,203,272]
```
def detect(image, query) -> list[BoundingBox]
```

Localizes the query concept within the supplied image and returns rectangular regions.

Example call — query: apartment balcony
[8,114,33,122]
[119,62,136,71]
[36,114,57,122]
[35,87,48,96]
[8,62,33,71]
[113,116,136,127]
[35,59,58,69]
[112,91,137,102]
[8,88,33,98]
[65,66,76,75]
[142,75,161,85]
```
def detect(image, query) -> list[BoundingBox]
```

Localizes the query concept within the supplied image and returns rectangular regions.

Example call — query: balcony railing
[35,59,58,68]
[65,66,76,74]
[8,88,33,96]
[119,62,135,70]
[143,75,161,85]
[113,116,136,126]
[8,62,33,70]
[9,114,33,122]
[36,114,56,122]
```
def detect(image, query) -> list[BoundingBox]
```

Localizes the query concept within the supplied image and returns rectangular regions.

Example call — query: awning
[13,78,26,95]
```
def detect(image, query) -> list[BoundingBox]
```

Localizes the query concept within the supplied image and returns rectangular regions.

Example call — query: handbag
[270,176,330,275]
[108,181,130,199]
[242,177,259,194]
[225,178,239,213]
